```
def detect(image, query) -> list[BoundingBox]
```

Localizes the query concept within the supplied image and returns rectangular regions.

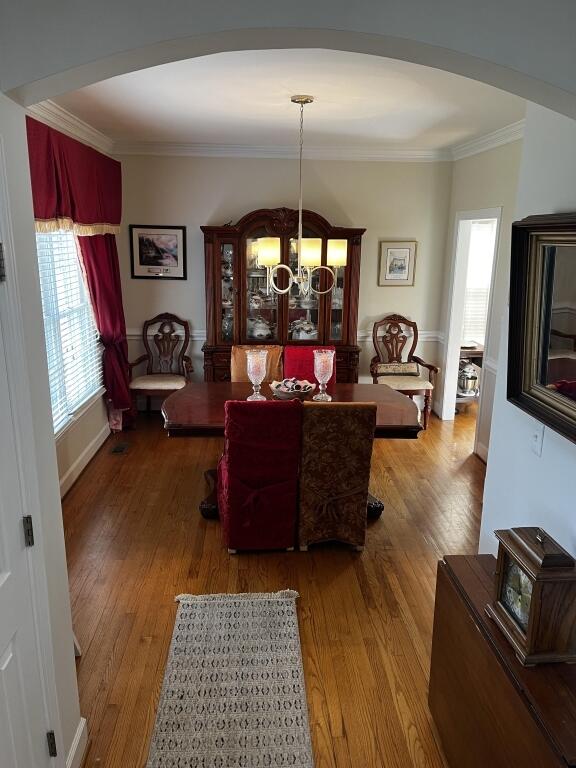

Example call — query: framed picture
[378,240,417,286]
[130,225,187,280]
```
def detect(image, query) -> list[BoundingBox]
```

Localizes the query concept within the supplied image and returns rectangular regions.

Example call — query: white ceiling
[51,49,526,156]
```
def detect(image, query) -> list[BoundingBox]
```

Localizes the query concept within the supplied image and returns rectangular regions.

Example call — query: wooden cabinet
[429,555,576,768]
[201,207,365,382]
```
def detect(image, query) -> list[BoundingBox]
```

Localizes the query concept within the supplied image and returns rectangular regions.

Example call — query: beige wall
[439,140,522,456]
[119,155,453,380]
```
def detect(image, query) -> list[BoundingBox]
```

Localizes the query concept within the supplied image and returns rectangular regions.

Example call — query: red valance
[26,116,121,234]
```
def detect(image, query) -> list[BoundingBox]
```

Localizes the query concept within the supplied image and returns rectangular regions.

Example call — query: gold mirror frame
[508,213,576,444]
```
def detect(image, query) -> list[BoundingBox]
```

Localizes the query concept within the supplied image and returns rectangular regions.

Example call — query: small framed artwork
[130,225,187,280]
[378,240,417,286]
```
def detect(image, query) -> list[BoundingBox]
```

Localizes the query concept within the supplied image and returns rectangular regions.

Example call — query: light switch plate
[531,423,545,457]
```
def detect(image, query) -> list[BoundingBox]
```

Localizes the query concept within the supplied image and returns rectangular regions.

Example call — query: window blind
[461,219,497,346]
[462,287,490,345]
[35,231,103,433]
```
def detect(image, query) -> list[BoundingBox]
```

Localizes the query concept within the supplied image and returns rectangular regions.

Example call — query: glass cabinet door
[219,243,235,342]
[244,231,280,342]
[329,266,345,341]
[287,236,321,343]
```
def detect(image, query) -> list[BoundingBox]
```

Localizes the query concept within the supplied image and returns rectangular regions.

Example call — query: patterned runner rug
[146,590,314,768]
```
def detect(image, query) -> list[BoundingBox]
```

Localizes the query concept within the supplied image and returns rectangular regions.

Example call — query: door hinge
[0,242,5,282]
[22,515,34,547]
[46,730,57,757]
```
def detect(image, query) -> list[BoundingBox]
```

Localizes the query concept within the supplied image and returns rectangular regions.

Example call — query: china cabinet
[201,207,365,382]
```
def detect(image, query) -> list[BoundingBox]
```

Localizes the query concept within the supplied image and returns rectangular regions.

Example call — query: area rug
[146,590,314,768]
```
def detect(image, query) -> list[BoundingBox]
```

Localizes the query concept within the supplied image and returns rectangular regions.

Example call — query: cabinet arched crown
[201,207,364,382]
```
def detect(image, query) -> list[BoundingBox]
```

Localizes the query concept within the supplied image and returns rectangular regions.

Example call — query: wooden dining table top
[162,382,422,438]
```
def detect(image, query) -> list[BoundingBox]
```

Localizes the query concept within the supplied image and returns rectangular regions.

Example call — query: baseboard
[66,717,87,768]
[59,422,110,497]
[475,440,489,463]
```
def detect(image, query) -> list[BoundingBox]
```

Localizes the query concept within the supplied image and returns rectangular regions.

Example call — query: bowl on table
[270,378,316,400]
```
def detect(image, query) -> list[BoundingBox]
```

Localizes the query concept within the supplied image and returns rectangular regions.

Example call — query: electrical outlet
[531,423,545,457]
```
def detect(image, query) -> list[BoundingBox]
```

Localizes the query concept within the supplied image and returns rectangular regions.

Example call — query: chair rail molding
[357,329,444,344]
[128,329,444,345]
[126,327,206,342]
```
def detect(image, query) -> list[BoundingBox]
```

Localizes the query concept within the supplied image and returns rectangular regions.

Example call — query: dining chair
[230,344,284,383]
[283,345,337,392]
[128,313,193,412]
[217,399,302,552]
[298,401,376,551]
[370,314,438,429]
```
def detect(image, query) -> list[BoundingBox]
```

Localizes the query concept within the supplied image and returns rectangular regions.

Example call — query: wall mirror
[508,213,576,444]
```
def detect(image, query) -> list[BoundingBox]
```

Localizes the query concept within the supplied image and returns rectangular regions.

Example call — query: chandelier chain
[298,101,304,261]
[266,95,337,298]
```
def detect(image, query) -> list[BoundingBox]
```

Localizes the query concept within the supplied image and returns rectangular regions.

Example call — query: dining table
[161,381,422,518]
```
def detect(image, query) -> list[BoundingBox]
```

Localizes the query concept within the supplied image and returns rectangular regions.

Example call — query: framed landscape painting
[378,240,417,286]
[130,225,187,280]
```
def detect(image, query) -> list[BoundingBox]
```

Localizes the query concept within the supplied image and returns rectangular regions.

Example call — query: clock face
[500,554,533,633]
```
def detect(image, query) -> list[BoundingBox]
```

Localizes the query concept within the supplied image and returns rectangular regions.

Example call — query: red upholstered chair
[217,400,302,552]
[283,345,337,393]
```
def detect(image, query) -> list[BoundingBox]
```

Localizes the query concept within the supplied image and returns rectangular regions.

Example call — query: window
[35,231,103,433]
[461,219,498,346]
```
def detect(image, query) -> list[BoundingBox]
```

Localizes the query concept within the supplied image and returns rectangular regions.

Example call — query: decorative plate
[270,379,316,400]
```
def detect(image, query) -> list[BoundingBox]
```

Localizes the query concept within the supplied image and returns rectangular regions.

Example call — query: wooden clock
[485,527,576,665]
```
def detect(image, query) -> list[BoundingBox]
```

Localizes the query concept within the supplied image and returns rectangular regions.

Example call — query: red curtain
[78,235,131,411]
[26,117,130,423]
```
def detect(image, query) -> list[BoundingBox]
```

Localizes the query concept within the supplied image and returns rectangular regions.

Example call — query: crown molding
[114,141,451,162]
[450,119,525,161]
[27,102,115,155]
[29,100,524,162]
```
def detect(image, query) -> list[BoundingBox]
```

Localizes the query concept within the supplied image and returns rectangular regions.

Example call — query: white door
[0,255,52,764]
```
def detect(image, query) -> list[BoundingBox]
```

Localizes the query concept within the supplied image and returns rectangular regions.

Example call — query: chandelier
[257,95,347,296]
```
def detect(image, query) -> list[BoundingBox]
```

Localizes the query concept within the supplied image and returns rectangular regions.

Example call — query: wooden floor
[63,407,485,768]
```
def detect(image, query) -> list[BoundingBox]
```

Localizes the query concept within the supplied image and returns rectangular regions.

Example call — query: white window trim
[54,385,106,442]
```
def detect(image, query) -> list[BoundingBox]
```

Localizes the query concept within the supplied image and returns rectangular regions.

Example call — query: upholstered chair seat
[379,375,434,391]
[129,374,187,390]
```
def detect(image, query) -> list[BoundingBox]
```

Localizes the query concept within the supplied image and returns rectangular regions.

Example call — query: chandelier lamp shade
[256,96,346,297]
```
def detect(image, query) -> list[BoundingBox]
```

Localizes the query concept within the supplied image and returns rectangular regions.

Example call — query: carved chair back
[141,313,190,376]
[372,314,419,364]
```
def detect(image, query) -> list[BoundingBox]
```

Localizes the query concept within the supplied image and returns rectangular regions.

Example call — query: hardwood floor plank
[63,408,483,767]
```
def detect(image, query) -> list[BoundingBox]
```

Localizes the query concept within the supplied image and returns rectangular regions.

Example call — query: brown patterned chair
[370,314,438,429]
[129,313,193,412]
[230,345,284,383]
[298,402,377,551]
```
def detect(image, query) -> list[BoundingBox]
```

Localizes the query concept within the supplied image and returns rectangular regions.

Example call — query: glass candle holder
[313,348,335,401]
[246,349,268,401]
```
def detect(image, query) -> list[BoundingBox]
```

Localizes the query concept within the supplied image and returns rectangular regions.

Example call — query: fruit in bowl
[270,378,316,400]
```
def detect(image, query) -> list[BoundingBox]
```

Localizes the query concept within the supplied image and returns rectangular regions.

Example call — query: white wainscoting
[475,356,498,461]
